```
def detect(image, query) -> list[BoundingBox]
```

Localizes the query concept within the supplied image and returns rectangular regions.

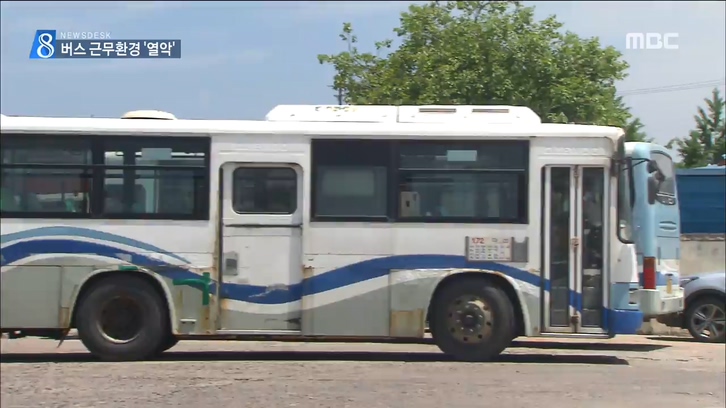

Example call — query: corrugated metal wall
[676,166,726,234]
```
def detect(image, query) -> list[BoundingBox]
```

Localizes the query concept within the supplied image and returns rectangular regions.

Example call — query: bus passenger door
[218,162,303,333]
[542,165,608,334]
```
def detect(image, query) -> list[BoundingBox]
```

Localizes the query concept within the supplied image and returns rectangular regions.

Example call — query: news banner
[29,30,181,59]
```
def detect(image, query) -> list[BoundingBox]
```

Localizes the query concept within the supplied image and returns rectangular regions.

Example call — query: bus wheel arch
[427,272,528,347]
[70,268,176,331]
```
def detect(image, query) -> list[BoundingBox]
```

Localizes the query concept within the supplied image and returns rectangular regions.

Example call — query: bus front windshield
[650,151,677,205]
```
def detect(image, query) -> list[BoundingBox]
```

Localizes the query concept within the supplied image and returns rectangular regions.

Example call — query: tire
[76,275,168,361]
[430,278,516,362]
[685,296,726,343]
[156,336,179,354]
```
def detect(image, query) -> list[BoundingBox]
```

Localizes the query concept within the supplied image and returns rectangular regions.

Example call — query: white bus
[0,105,643,361]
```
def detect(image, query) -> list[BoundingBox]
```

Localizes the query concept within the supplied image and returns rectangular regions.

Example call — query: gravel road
[2,335,724,408]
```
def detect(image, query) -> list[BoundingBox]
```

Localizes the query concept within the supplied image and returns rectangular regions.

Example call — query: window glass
[1,137,92,215]
[101,137,209,217]
[398,172,522,221]
[399,141,527,170]
[232,168,297,214]
[1,137,91,165]
[1,134,210,220]
[397,141,528,223]
[312,140,390,218]
[310,139,529,223]
[316,166,387,217]
[650,151,676,204]
[1,168,91,214]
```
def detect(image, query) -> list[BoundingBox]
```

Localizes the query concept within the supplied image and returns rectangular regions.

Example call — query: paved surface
[1,336,724,408]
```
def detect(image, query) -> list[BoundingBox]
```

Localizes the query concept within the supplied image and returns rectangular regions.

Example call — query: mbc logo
[625,33,679,50]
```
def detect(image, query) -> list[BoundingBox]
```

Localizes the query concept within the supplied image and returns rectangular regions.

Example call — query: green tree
[667,88,726,168]
[623,117,652,142]
[318,1,639,128]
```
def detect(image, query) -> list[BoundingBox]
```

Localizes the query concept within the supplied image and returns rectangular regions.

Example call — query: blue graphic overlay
[30,30,182,59]
[29,30,57,59]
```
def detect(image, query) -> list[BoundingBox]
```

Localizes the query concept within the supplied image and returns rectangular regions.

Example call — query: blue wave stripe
[2,239,549,304]
[1,239,607,315]
[1,226,190,264]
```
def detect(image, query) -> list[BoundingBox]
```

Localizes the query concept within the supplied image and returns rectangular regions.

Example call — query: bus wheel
[430,278,515,362]
[156,336,179,355]
[76,275,167,361]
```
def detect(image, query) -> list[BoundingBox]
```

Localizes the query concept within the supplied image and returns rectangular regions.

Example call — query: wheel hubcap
[445,295,493,344]
[98,296,143,344]
[690,303,726,341]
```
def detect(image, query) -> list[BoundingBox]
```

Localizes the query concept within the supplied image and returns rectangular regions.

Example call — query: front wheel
[685,296,726,343]
[430,278,515,362]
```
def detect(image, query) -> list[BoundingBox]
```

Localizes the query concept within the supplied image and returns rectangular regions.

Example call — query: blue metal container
[676,166,726,234]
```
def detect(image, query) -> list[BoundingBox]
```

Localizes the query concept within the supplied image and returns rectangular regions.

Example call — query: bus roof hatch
[121,110,177,120]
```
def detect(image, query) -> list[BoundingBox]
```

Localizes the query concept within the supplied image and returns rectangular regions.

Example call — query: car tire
[685,296,726,343]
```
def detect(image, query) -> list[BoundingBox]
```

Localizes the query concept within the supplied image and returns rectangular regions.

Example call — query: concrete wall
[680,234,726,276]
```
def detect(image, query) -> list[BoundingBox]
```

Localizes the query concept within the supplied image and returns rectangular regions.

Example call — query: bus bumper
[609,309,644,334]
[636,288,685,318]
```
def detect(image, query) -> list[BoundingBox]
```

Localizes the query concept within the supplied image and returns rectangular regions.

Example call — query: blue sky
[1,1,724,148]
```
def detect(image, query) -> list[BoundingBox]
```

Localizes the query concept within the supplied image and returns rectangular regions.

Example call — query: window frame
[310,138,530,224]
[0,133,211,220]
[231,166,298,215]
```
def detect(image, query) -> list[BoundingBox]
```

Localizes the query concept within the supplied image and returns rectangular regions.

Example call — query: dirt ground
[1,335,724,408]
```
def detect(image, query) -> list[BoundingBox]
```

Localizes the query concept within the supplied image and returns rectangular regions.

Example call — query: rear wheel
[685,296,726,343]
[76,275,168,361]
[430,278,515,362]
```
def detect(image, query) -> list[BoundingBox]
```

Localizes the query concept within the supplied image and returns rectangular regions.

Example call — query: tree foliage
[667,88,726,168]
[623,116,652,143]
[318,1,645,130]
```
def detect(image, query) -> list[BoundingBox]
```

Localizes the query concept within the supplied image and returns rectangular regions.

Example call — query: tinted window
[310,139,529,223]
[312,140,390,219]
[232,168,297,214]
[1,134,210,220]
[397,141,528,223]
[399,141,527,170]
[398,172,522,220]
[1,137,92,215]
[1,167,92,214]
[101,138,208,217]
